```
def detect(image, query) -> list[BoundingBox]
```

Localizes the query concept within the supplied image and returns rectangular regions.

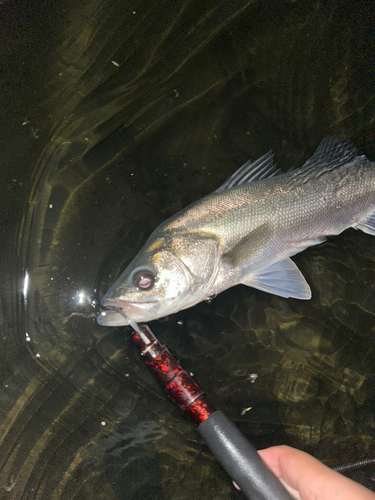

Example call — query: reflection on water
[0,0,374,498]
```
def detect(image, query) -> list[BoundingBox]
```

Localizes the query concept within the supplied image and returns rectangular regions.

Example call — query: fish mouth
[100,298,157,320]
[97,297,157,329]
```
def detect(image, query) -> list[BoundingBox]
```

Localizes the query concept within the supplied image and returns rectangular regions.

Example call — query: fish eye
[131,268,155,290]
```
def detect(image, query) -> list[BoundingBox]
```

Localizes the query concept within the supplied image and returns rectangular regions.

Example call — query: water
[1,0,374,498]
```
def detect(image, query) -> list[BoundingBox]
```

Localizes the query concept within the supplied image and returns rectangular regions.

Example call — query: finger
[258,445,375,500]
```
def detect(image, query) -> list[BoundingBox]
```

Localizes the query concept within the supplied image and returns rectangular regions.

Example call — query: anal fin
[242,258,311,300]
[353,210,375,236]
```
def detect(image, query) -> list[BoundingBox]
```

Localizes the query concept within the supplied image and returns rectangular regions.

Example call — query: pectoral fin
[224,224,274,267]
[242,258,311,299]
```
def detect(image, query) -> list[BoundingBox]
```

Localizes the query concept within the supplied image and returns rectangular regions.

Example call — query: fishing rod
[129,323,294,500]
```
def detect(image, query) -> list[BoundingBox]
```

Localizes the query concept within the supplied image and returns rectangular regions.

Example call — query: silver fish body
[98,137,375,327]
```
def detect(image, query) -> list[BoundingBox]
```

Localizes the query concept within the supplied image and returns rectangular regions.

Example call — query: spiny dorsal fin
[215,151,282,192]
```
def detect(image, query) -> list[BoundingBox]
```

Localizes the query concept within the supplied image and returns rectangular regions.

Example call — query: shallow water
[1,0,375,498]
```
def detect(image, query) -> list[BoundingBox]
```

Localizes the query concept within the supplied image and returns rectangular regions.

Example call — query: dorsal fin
[297,137,369,182]
[215,151,282,192]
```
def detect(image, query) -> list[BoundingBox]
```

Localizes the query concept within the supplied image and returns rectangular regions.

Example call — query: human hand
[258,445,375,500]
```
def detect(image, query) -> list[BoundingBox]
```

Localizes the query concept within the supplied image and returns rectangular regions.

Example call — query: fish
[97,136,375,327]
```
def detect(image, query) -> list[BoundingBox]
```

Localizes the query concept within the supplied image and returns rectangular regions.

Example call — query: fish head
[97,231,220,326]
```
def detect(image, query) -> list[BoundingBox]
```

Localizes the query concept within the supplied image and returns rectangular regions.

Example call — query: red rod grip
[130,326,215,424]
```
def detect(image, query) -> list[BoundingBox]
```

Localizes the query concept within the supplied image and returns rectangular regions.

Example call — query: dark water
[1,0,375,498]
